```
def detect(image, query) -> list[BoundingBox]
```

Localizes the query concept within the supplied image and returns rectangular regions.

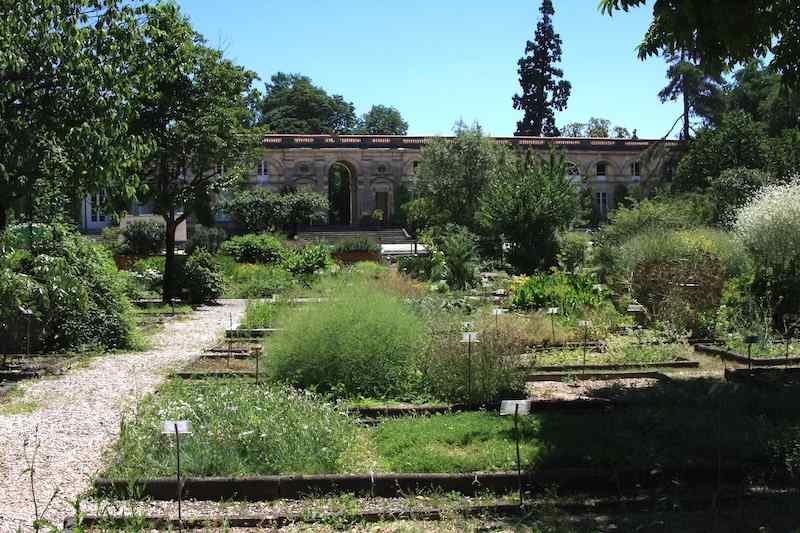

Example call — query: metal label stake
[162,420,191,530]
[500,400,530,506]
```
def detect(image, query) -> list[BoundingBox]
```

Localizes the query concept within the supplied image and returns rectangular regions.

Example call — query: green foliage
[1,0,151,231]
[185,225,227,255]
[709,167,772,225]
[0,224,135,352]
[479,150,580,272]
[674,111,768,191]
[618,228,751,335]
[355,104,408,135]
[396,255,434,281]
[332,237,380,253]
[108,379,358,477]
[422,224,479,289]
[512,0,571,136]
[182,249,224,304]
[215,256,296,298]
[258,72,357,133]
[282,242,332,278]
[241,299,283,329]
[267,279,426,398]
[220,233,285,264]
[227,188,328,233]
[510,271,607,317]
[121,220,165,256]
[557,231,592,273]
[411,123,505,231]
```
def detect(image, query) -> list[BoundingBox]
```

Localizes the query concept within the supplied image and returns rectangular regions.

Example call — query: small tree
[512,0,571,136]
[479,150,580,272]
[409,122,504,232]
[129,4,263,301]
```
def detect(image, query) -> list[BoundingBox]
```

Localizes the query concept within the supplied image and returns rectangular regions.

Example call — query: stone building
[80,134,681,233]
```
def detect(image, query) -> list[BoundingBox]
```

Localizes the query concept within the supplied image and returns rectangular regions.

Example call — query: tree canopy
[600,0,800,88]
[356,105,409,135]
[0,0,151,229]
[129,3,263,301]
[258,73,357,134]
[512,0,571,136]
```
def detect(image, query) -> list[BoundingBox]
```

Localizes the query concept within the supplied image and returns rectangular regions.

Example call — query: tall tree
[0,0,150,230]
[258,73,357,134]
[356,105,409,135]
[658,50,725,139]
[512,0,571,136]
[600,0,800,88]
[129,4,263,302]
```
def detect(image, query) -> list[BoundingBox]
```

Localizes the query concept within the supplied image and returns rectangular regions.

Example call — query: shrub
[557,231,592,273]
[332,237,380,253]
[186,225,227,255]
[282,242,332,278]
[267,280,426,398]
[619,229,751,335]
[108,380,357,478]
[735,179,800,321]
[241,299,284,329]
[183,249,224,304]
[122,220,166,256]
[0,224,135,352]
[220,233,285,264]
[227,189,328,234]
[422,224,479,289]
[510,271,607,317]
[397,255,434,280]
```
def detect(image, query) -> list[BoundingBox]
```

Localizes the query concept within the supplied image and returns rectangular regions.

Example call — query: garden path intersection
[0,300,245,532]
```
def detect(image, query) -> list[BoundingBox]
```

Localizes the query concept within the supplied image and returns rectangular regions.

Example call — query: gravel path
[0,300,245,532]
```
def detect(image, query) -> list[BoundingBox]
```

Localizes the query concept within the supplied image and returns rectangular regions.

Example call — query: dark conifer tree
[512,0,571,136]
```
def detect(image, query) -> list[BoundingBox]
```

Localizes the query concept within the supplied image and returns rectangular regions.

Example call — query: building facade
[81,134,680,233]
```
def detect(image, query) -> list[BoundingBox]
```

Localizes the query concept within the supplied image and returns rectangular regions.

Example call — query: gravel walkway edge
[0,299,245,532]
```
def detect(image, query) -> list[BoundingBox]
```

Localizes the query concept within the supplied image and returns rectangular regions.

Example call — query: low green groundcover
[531,341,690,367]
[109,378,800,479]
[107,379,357,478]
[725,338,800,359]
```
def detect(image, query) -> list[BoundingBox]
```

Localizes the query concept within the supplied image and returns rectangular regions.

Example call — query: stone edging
[530,360,698,372]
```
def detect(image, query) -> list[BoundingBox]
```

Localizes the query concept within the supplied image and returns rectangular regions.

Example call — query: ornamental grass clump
[109,379,357,478]
[266,279,426,398]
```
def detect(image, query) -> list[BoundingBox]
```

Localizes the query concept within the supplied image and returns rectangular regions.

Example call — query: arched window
[566,162,580,176]
[596,162,607,177]
[630,160,641,177]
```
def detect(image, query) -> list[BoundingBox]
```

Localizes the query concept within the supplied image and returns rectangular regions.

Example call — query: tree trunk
[681,50,691,141]
[162,214,177,304]
[0,204,7,232]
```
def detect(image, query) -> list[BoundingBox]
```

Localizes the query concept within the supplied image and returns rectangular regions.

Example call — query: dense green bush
[557,231,592,273]
[227,189,328,234]
[332,236,380,253]
[709,167,771,225]
[510,271,607,317]
[267,279,426,398]
[220,233,285,263]
[397,255,434,280]
[122,220,166,256]
[183,249,224,304]
[0,224,135,352]
[282,242,332,278]
[185,225,227,255]
[422,224,479,289]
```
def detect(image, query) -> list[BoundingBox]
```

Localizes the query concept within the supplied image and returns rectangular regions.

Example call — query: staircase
[295,226,413,245]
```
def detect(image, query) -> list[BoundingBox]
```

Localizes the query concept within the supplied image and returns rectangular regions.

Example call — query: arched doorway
[328,161,356,225]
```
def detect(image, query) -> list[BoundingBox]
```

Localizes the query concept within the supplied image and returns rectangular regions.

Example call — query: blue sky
[177,0,682,139]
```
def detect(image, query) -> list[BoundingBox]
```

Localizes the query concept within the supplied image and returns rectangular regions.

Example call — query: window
[596,162,607,177]
[259,160,269,176]
[215,164,225,176]
[630,160,641,177]
[595,191,609,218]
[566,162,580,176]
[90,192,106,223]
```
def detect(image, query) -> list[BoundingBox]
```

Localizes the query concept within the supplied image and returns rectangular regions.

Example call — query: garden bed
[695,344,800,366]
[530,360,698,372]
[225,328,281,338]
[526,371,670,382]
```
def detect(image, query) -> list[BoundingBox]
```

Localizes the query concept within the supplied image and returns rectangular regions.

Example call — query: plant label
[500,400,531,416]
[462,332,480,343]
[161,420,192,435]
[547,307,559,315]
